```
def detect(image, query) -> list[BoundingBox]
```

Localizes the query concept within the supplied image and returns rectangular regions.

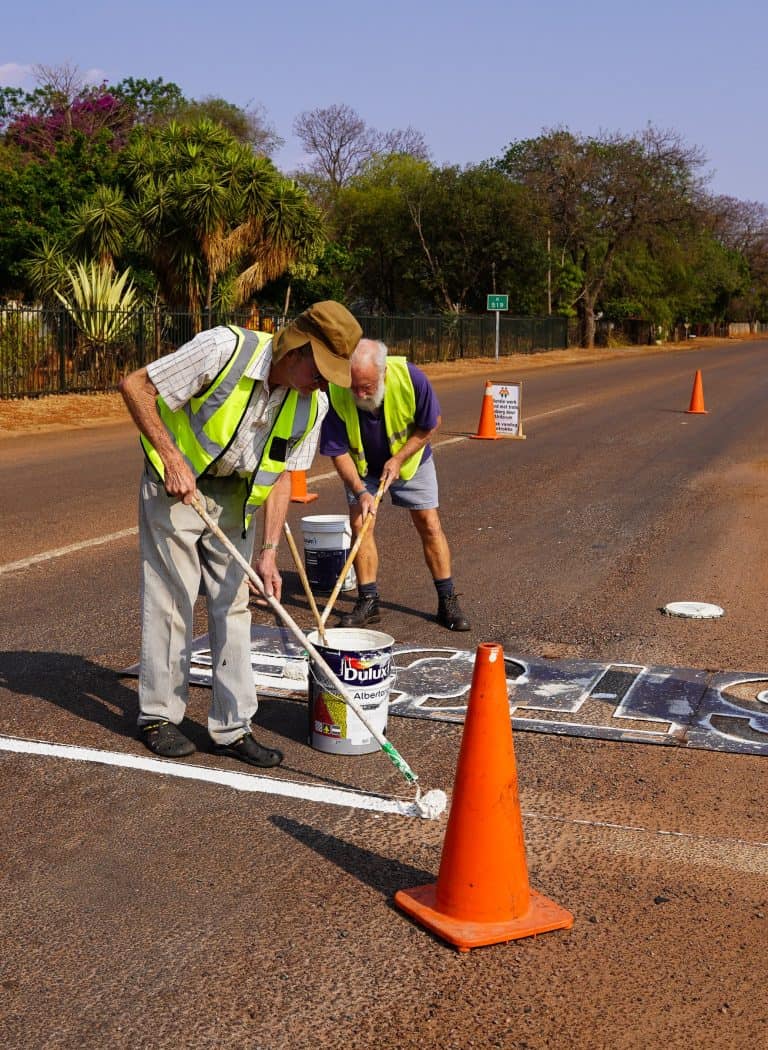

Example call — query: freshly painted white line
[0,734,421,817]
[0,528,138,576]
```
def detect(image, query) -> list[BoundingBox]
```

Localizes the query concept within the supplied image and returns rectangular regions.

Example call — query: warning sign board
[489,381,525,438]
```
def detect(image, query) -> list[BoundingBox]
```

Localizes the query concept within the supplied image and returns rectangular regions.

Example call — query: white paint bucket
[306,628,395,755]
[300,515,356,593]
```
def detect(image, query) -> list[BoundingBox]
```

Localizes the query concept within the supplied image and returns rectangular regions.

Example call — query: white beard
[353,378,385,413]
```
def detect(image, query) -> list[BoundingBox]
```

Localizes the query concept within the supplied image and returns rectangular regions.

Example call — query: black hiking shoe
[437,593,471,631]
[214,733,283,768]
[140,720,196,758]
[337,595,381,628]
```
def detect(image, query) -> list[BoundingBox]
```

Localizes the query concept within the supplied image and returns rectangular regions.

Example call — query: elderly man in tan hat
[120,302,361,767]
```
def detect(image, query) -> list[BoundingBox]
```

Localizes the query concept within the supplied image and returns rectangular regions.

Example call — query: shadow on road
[270,814,435,897]
[0,650,140,739]
[253,570,436,628]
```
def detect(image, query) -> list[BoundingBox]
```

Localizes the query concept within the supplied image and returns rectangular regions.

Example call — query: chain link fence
[0,305,567,398]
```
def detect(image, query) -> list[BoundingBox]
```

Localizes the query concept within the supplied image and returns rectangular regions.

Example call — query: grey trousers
[137,469,257,745]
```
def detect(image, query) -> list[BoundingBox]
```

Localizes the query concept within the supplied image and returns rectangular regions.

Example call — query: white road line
[0,734,421,817]
[528,402,585,420]
[0,409,582,576]
[0,528,138,576]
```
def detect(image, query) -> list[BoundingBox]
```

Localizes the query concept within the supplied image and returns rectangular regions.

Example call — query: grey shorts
[345,456,439,511]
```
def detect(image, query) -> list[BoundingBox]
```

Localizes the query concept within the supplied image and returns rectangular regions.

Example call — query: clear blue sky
[3,0,766,204]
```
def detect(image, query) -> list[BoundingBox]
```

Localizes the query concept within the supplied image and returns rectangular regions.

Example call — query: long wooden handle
[320,478,387,629]
[188,491,418,786]
[283,521,327,645]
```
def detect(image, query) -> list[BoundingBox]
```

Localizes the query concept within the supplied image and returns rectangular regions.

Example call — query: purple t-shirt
[320,362,439,477]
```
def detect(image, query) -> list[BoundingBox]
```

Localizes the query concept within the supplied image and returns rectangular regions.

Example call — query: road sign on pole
[487,294,509,359]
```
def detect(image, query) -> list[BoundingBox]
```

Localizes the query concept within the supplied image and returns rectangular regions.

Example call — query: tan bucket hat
[274,301,362,388]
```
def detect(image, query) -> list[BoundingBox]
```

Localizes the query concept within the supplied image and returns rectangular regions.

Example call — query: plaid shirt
[147,326,326,477]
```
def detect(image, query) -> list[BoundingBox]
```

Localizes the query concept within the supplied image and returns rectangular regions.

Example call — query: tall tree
[294,104,430,190]
[498,126,708,346]
[119,119,323,325]
[331,156,540,314]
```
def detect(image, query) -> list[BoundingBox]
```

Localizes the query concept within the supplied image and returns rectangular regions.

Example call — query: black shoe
[214,733,283,768]
[140,720,196,758]
[338,595,381,628]
[437,593,471,631]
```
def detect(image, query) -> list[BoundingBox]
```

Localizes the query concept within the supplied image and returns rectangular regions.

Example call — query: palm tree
[68,185,132,268]
[121,119,325,328]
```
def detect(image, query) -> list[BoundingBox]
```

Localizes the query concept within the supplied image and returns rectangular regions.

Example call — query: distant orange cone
[686,370,708,414]
[395,642,573,951]
[289,470,318,503]
[470,381,501,439]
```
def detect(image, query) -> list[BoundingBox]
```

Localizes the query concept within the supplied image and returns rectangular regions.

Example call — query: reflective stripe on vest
[141,326,318,530]
[329,356,424,481]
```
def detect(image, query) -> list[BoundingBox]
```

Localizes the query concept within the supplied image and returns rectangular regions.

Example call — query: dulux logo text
[341,656,391,684]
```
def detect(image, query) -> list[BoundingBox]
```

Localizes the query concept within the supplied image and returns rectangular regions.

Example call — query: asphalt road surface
[1,339,767,1049]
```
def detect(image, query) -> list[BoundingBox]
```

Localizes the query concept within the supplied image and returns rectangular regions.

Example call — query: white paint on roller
[417,788,448,820]
[0,735,425,818]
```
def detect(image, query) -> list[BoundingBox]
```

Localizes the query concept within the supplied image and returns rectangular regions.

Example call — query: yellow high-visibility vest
[142,326,318,530]
[329,356,424,480]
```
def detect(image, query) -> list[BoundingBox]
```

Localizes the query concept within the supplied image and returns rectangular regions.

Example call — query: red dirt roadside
[0,337,735,437]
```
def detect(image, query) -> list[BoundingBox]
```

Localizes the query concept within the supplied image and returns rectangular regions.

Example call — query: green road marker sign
[487,294,509,311]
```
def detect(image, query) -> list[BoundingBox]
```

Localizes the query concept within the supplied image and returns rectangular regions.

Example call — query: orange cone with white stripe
[395,642,573,951]
[470,382,501,439]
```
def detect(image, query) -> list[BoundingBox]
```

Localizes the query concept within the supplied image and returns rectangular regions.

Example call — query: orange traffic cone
[395,642,573,951]
[470,381,501,439]
[289,470,318,503]
[686,370,708,414]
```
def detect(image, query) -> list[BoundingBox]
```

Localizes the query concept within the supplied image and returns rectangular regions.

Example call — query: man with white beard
[320,338,470,632]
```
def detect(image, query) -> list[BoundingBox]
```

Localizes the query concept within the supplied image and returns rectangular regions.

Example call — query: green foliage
[497,126,709,345]
[111,77,185,124]
[114,119,324,323]
[0,133,120,296]
[54,260,139,343]
[328,155,543,314]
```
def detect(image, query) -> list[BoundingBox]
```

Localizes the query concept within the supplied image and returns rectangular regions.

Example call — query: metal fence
[356,314,567,363]
[0,305,567,398]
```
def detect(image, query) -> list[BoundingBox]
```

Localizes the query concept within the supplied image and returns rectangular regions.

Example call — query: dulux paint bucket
[306,627,395,755]
[300,515,356,593]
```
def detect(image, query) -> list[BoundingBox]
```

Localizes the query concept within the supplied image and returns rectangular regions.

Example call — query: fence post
[57,308,67,393]
[137,306,145,366]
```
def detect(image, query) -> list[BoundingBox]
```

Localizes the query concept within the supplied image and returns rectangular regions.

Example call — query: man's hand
[162,455,198,503]
[357,490,377,521]
[380,455,403,491]
[252,550,282,604]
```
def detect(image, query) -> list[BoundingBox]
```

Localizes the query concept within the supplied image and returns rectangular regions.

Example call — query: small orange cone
[470,381,501,439]
[289,470,318,503]
[686,370,708,414]
[395,642,573,951]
